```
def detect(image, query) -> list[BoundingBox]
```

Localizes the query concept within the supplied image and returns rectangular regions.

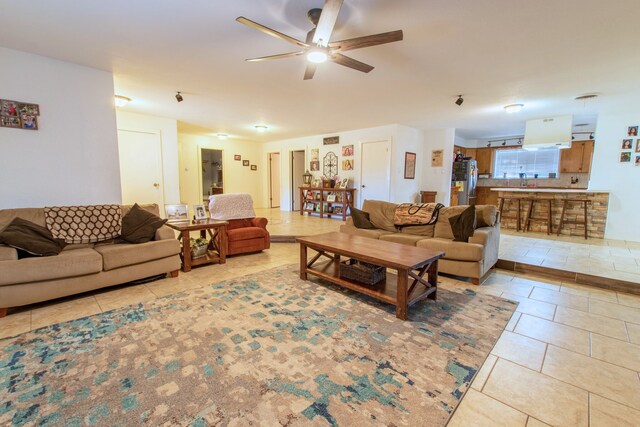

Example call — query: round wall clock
[323,152,338,178]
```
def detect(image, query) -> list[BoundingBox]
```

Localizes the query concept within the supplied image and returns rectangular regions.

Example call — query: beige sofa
[339,200,500,284]
[0,204,181,316]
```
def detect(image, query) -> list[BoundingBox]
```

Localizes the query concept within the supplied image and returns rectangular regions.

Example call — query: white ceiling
[1,0,639,142]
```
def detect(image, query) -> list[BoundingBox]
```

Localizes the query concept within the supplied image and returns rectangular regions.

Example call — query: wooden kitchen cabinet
[465,148,477,159]
[474,187,499,206]
[560,140,594,173]
[475,148,493,174]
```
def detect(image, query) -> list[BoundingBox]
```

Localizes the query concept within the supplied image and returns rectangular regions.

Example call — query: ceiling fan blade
[303,64,317,80]
[331,53,374,73]
[246,51,305,62]
[236,16,308,48]
[312,0,343,46]
[329,30,403,52]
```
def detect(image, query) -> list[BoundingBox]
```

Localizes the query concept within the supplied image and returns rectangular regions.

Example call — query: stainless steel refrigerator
[452,160,477,205]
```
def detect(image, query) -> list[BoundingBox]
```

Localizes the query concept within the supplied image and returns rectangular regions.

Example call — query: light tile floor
[2,209,640,425]
[500,229,640,284]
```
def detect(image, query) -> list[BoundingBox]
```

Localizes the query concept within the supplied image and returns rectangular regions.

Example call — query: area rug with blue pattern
[0,265,516,426]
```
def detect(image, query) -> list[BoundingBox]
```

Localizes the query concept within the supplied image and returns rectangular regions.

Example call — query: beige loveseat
[0,204,181,316]
[339,200,500,284]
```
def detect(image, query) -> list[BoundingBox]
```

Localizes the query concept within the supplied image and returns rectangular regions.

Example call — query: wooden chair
[557,199,590,239]
[524,198,553,235]
[498,197,522,231]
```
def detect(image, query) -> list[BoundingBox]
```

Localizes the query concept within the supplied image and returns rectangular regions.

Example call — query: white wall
[421,129,456,205]
[178,134,263,208]
[589,112,640,242]
[116,111,180,203]
[262,124,425,210]
[0,47,121,208]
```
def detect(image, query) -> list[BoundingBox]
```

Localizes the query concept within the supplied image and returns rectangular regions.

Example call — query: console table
[167,219,228,272]
[299,186,356,221]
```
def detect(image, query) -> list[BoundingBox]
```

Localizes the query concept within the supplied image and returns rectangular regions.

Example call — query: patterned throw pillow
[44,205,122,244]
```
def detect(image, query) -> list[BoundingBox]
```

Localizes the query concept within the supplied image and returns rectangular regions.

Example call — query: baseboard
[270,235,298,243]
[496,258,640,295]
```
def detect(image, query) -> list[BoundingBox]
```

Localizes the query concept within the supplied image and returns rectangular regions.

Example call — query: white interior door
[360,139,391,206]
[291,150,305,211]
[269,152,281,208]
[117,130,165,208]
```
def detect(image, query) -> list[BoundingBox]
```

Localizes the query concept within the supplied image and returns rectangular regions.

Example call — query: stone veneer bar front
[492,188,609,239]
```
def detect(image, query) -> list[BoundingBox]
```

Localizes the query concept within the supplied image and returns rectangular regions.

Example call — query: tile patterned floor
[500,229,640,285]
[2,209,640,425]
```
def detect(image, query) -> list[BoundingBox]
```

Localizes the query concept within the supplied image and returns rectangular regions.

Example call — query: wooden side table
[167,219,228,272]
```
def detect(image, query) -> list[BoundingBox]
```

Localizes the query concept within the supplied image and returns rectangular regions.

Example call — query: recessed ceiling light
[504,104,524,113]
[255,125,268,132]
[217,134,228,140]
[114,95,131,108]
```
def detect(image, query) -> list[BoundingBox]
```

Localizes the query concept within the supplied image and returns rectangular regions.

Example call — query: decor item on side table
[0,264,515,426]
[165,204,189,222]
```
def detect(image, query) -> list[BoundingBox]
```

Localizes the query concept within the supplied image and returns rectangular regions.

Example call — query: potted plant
[190,237,208,259]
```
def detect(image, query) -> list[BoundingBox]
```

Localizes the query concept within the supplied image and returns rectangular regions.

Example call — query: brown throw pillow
[0,217,67,257]
[120,203,167,243]
[350,207,375,229]
[448,205,476,242]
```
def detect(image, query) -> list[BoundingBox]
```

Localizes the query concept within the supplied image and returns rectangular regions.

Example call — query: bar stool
[524,198,553,235]
[557,199,590,239]
[498,197,522,231]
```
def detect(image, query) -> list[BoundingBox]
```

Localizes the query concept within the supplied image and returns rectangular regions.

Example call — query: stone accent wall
[496,191,609,239]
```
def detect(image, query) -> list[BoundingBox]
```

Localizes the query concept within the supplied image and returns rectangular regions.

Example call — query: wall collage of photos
[621,125,640,166]
[0,99,40,130]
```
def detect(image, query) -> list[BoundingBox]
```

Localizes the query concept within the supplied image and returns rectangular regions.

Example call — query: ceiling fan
[236,0,403,80]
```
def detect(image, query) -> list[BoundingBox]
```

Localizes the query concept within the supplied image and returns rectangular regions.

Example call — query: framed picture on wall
[243,160,250,166]
[404,152,416,179]
[234,155,241,161]
[622,139,633,150]
[251,165,257,171]
[165,204,189,222]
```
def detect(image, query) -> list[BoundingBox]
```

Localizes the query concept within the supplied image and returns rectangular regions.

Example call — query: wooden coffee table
[297,232,445,320]
[167,219,228,272]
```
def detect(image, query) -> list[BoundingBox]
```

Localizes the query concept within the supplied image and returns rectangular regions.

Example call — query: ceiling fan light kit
[236,0,403,80]
[254,125,268,132]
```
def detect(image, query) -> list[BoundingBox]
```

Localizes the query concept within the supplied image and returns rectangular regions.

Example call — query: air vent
[574,123,590,127]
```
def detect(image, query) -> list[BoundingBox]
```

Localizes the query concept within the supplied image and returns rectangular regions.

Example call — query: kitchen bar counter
[493,188,609,238]
[490,188,604,193]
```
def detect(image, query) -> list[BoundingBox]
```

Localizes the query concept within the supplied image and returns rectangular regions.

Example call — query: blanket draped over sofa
[44,205,122,243]
[394,202,444,227]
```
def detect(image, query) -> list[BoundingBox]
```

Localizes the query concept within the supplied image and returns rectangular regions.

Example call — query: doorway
[360,139,391,206]
[200,148,223,204]
[268,152,281,208]
[117,130,165,207]
[291,150,306,211]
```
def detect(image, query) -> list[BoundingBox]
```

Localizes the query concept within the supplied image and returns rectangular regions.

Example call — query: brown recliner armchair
[208,193,270,256]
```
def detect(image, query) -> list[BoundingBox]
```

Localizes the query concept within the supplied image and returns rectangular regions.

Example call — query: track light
[517,138,522,145]
[502,140,506,146]
[589,133,594,140]
[175,92,183,102]
[455,95,464,106]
